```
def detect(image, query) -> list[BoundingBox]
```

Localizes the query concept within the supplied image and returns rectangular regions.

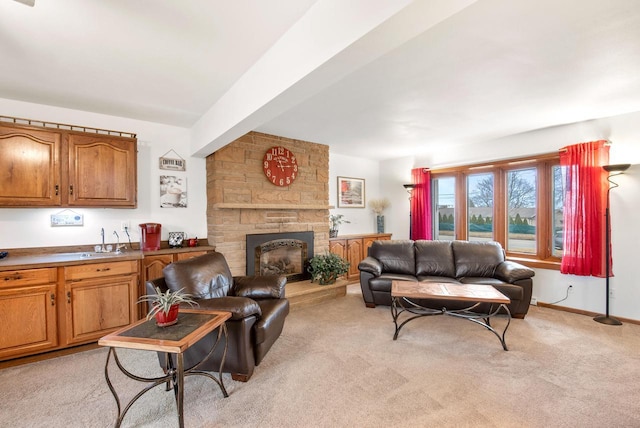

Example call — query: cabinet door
[0,125,61,206]
[65,275,136,345]
[141,255,174,284]
[67,133,137,207]
[329,239,347,259]
[0,284,58,359]
[346,238,364,279]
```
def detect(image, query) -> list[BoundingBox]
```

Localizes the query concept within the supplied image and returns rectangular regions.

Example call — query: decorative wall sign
[337,176,365,208]
[51,209,84,227]
[159,149,186,171]
[160,175,187,208]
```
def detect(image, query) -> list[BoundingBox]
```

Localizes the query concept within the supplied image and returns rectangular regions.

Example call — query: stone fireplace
[206,132,330,276]
[246,231,314,282]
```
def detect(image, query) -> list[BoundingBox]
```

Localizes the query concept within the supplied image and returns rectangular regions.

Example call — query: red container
[140,223,161,251]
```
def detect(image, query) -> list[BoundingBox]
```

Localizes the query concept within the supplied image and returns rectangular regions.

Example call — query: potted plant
[308,252,350,285]
[329,214,350,238]
[137,287,199,327]
[369,198,390,233]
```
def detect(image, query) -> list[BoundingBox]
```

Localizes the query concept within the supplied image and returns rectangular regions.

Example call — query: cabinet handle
[69,185,73,195]
[50,293,55,306]
[55,184,59,195]
[67,291,71,304]
[3,275,22,281]
[96,268,111,272]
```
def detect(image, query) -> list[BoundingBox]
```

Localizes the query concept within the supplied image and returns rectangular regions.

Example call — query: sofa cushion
[415,240,455,277]
[368,240,416,275]
[163,252,233,299]
[452,241,504,278]
[416,275,460,284]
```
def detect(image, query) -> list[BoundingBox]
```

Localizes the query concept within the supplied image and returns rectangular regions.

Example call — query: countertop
[0,245,215,272]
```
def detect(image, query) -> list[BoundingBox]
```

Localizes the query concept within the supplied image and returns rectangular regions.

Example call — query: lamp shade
[603,164,631,172]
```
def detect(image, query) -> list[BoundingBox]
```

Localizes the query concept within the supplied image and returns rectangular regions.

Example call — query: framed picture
[160,175,187,208]
[337,176,365,208]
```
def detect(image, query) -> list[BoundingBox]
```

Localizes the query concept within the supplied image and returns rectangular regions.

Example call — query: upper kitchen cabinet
[67,133,137,207]
[0,125,62,206]
[0,120,137,208]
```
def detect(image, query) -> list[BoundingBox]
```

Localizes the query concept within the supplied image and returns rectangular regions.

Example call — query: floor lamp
[594,163,630,326]
[403,184,415,239]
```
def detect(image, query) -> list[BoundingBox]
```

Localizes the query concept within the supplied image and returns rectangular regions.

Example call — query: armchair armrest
[195,296,262,320]
[358,257,382,276]
[232,275,287,299]
[494,261,535,283]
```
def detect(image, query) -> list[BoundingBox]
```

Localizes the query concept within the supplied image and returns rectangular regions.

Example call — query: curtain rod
[558,140,611,153]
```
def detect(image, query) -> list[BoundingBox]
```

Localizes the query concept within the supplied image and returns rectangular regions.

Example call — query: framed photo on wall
[337,176,365,208]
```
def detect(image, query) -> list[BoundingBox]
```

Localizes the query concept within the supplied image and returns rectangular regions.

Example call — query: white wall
[378,110,640,321]
[0,99,208,249]
[328,153,384,236]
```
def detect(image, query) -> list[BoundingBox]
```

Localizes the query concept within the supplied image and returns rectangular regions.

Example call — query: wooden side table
[98,309,231,428]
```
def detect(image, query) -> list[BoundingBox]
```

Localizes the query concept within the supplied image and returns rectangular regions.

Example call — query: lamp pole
[403,184,415,240]
[594,163,630,326]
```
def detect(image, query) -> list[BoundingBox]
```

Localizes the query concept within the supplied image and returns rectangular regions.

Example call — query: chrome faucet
[100,228,106,252]
[113,231,126,253]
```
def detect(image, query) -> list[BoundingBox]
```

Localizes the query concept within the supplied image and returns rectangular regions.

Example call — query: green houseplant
[329,214,350,238]
[137,287,199,327]
[308,252,350,285]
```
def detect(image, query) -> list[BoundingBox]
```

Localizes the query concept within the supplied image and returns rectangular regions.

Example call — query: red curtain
[411,168,432,240]
[559,140,609,277]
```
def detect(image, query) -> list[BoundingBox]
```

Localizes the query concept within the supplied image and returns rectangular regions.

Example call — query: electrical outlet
[530,296,538,306]
[609,288,615,299]
[120,220,130,232]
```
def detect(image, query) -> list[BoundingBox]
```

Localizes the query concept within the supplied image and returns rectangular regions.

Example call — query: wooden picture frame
[337,176,365,208]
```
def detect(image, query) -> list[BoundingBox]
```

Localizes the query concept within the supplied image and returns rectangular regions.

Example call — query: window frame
[430,153,561,270]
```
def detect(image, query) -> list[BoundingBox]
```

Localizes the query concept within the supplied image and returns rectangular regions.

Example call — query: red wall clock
[263,146,298,186]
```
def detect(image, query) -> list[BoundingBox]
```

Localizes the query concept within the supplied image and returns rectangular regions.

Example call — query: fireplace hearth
[246,231,314,282]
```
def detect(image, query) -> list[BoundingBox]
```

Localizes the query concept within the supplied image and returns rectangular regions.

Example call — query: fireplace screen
[246,232,314,282]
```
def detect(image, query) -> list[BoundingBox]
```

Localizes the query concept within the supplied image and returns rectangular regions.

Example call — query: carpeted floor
[2,284,640,427]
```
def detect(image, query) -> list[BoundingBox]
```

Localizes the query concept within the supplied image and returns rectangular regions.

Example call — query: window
[551,165,566,258]
[430,154,561,268]
[467,172,494,242]
[506,168,537,254]
[433,176,455,240]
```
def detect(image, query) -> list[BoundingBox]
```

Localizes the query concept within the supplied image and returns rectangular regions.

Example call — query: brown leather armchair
[146,251,289,382]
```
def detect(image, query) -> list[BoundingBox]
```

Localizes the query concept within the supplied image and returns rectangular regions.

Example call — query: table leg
[177,353,185,428]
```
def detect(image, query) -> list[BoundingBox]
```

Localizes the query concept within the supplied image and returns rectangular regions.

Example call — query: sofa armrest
[195,296,262,320]
[358,257,382,276]
[494,261,535,283]
[233,275,287,299]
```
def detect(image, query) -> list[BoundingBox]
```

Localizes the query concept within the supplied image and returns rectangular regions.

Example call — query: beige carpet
[2,284,640,428]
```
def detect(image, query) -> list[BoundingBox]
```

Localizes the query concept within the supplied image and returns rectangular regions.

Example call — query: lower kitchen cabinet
[0,268,58,360]
[329,233,392,280]
[64,260,138,345]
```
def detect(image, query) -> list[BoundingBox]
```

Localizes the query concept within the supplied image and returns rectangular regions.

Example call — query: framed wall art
[337,176,365,208]
[160,175,187,208]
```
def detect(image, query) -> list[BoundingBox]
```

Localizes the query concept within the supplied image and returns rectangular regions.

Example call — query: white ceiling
[2,0,640,161]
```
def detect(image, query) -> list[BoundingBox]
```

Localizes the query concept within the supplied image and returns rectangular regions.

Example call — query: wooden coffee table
[98,309,231,428]
[391,281,512,350]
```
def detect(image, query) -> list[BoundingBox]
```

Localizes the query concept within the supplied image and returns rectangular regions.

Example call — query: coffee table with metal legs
[391,281,512,350]
[98,309,231,428]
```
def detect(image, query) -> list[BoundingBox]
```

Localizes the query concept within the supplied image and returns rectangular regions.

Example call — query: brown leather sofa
[146,251,289,381]
[358,240,535,318]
